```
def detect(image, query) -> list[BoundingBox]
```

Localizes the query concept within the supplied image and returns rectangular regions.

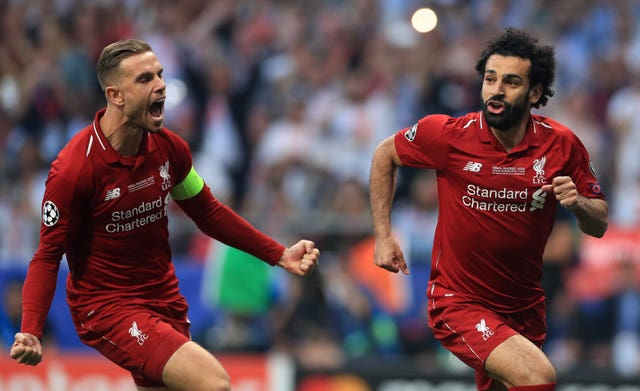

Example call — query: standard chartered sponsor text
[106,196,166,233]
[462,184,528,212]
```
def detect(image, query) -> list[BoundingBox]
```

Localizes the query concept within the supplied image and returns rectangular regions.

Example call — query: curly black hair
[475,27,556,108]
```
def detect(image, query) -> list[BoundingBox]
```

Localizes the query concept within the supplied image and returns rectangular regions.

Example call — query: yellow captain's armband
[171,166,205,200]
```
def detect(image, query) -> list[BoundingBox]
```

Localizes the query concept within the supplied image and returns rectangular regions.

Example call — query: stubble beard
[125,104,162,133]
[481,93,529,132]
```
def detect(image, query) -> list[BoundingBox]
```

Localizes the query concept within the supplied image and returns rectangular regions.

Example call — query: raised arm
[369,135,409,274]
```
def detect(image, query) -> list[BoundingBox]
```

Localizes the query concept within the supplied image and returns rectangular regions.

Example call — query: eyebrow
[135,68,163,81]
[484,69,524,81]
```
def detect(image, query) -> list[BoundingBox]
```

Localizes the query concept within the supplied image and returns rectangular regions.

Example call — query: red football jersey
[395,111,604,312]
[21,110,285,338]
[46,109,191,308]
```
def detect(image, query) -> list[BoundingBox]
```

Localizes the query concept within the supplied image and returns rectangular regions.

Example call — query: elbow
[584,220,608,238]
[595,222,608,238]
[578,200,608,238]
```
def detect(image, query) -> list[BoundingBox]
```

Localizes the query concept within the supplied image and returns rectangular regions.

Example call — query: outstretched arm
[542,176,608,237]
[369,136,409,275]
[176,184,286,265]
[176,183,319,274]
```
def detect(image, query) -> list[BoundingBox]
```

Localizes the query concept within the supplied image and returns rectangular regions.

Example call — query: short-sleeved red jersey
[395,112,604,312]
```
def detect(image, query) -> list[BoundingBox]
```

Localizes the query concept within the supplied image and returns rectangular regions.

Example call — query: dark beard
[480,93,529,131]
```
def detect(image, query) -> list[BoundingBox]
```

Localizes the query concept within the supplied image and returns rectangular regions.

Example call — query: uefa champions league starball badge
[42,200,60,226]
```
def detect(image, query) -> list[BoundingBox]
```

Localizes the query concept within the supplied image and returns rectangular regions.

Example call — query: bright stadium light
[411,7,438,33]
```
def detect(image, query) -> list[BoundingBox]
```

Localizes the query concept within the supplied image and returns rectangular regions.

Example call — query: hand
[541,176,580,211]
[374,235,409,275]
[10,332,42,366]
[278,240,320,276]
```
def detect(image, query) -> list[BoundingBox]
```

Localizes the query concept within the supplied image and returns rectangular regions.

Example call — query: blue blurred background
[2,0,640,384]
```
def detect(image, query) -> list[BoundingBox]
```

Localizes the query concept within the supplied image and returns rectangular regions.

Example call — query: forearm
[21,242,63,339]
[571,197,608,238]
[369,137,401,238]
[176,185,285,265]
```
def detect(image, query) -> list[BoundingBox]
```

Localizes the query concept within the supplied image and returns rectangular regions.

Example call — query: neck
[99,107,144,156]
[490,113,531,152]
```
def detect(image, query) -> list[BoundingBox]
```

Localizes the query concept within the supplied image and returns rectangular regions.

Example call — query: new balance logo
[463,161,483,172]
[104,188,121,201]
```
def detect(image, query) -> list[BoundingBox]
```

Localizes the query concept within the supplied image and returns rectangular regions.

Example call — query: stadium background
[2,0,640,389]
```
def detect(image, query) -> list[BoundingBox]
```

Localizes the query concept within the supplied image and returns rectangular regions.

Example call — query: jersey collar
[91,109,158,167]
[477,111,543,152]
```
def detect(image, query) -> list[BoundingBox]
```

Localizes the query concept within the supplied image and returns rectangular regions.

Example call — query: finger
[15,350,33,364]
[552,176,571,186]
[305,250,319,262]
[14,333,38,347]
[399,259,410,275]
[10,345,25,359]
[14,333,28,344]
[303,240,315,253]
[301,257,316,271]
[541,184,553,193]
[23,348,42,365]
[560,195,578,208]
[17,352,32,365]
[380,262,399,273]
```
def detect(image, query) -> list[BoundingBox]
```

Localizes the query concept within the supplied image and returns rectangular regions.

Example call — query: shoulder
[54,126,94,168]
[151,128,193,180]
[418,112,479,130]
[531,114,593,161]
[152,128,191,153]
[45,126,96,193]
[156,127,186,142]
[531,113,569,132]
[531,114,579,141]
[409,112,478,139]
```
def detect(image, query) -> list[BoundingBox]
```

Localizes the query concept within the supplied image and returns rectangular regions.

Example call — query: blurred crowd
[2,0,640,379]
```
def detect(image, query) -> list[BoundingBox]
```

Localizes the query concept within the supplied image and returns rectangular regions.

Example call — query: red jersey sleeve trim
[175,185,285,265]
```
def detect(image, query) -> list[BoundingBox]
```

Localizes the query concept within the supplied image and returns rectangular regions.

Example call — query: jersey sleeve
[39,157,83,247]
[394,114,453,170]
[21,152,87,338]
[175,183,285,265]
[166,132,285,265]
[565,132,606,200]
[168,131,195,186]
[21,242,64,338]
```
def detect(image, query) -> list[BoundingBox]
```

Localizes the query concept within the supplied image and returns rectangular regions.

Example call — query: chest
[439,143,567,217]
[92,155,176,220]
[447,141,566,191]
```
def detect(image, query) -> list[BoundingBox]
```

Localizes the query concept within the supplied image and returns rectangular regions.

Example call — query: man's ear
[105,85,124,106]
[529,83,543,105]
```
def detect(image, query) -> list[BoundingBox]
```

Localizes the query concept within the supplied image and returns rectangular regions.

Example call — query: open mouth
[149,98,165,119]
[487,100,505,114]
